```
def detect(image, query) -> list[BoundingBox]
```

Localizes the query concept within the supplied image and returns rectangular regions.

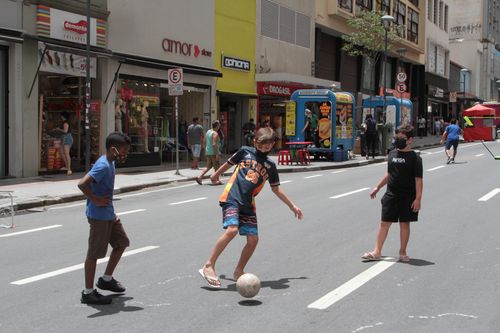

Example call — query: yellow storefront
[214,0,256,153]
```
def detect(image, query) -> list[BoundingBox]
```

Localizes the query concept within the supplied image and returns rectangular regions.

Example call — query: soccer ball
[236,273,261,298]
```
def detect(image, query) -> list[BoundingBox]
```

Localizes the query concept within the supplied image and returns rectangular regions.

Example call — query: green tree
[341,10,401,92]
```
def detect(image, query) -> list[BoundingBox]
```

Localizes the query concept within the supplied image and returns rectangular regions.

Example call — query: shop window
[38,74,99,172]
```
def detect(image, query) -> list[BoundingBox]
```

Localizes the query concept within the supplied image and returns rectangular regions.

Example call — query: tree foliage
[341,10,401,66]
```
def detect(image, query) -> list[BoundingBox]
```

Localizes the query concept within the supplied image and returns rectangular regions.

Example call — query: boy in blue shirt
[440,118,463,164]
[78,132,131,305]
[199,127,303,288]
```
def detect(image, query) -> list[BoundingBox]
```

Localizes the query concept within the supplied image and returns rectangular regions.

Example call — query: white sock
[102,275,112,282]
[84,288,94,294]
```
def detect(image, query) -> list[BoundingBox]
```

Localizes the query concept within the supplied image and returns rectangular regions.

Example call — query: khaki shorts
[206,155,221,171]
[86,218,130,259]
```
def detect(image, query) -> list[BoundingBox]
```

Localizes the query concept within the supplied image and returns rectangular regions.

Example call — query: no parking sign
[168,68,183,96]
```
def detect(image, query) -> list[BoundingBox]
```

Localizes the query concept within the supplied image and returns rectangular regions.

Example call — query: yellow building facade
[214,0,257,153]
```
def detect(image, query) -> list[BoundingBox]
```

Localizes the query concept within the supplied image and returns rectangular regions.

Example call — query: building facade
[315,0,426,126]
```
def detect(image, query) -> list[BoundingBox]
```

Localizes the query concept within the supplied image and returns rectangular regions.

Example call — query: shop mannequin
[141,101,150,153]
[115,99,123,132]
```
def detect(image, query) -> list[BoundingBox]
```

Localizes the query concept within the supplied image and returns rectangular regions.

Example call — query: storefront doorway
[0,46,6,177]
[219,95,251,154]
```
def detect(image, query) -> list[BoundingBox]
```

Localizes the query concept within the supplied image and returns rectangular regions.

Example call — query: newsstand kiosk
[288,89,356,161]
[362,96,413,154]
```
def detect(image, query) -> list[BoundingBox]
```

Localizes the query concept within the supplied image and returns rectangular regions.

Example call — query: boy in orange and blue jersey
[199,127,303,288]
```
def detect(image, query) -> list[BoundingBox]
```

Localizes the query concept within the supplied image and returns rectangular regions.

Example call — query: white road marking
[478,188,500,202]
[330,188,370,199]
[308,259,396,310]
[304,175,323,179]
[169,197,207,205]
[0,225,62,238]
[280,180,293,184]
[475,153,484,157]
[10,246,159,285]
[427,165,445,171]
[116,209,146,216]
[331,170,347,174]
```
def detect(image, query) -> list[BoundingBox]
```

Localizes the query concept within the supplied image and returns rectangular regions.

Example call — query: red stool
[278,150,291,165]
[298,149,311,165]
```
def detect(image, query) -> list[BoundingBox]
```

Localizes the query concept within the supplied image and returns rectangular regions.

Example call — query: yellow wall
[214,0,256,95]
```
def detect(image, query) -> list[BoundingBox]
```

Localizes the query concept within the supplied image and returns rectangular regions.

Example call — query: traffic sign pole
[167,68,183,175]
[175,96,179,175]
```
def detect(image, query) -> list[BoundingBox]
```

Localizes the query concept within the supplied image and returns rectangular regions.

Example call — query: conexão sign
[222,55,250,72]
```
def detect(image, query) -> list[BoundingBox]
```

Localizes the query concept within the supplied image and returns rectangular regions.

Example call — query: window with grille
[377,0,390,14]
[409,0,419,6]
[407,8,419,43]
[439,1,443,29]
[338,0,353,13]
[355,0,373,14]
[279,6,295,44]
[433,0,438,24]
[296,12,311,48]
[444,5,448,31]
[427,0,433,21]
[394,0,407,38]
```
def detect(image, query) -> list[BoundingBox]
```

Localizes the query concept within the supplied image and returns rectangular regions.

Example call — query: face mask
[255,149,269,158]
[395,138,407,150]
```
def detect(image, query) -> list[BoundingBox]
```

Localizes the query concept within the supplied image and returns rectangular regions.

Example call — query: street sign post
[396,82,407,93]
[168,68,183,175]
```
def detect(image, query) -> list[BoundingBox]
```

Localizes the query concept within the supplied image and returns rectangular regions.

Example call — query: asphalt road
[1,142,499,332]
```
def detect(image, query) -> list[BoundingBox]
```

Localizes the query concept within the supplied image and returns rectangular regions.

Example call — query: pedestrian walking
[364,114,377,159]
[434,118,441,136]
[440,118,463,164]
[197,120,222,185]
[56,112,73,175]
[361,126,423,263]
[198,127,303,288]
[418,116,426,138]
[77,132,131,305]
[187,117,204,169]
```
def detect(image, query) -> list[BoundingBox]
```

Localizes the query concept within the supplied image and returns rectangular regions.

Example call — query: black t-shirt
[366,118,377,134]
[387,150,423,196]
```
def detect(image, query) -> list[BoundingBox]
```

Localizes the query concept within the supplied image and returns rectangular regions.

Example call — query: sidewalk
[0,136,441,211]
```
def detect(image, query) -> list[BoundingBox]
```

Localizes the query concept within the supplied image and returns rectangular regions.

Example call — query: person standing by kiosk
[364,114,377,159]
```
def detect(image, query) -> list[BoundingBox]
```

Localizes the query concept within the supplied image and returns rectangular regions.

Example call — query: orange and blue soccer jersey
[219,147,280,214]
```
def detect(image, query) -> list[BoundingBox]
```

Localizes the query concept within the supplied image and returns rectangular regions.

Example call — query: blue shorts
[191,144,201,158]
[62,134,73,146]
[445,139,459,151]
[221,202,258,236]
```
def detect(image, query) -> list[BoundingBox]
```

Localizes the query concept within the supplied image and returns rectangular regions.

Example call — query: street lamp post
[381,15,394,114]
[460,68,470,112]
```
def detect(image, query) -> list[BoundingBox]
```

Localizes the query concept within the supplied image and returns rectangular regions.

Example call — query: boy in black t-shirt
[362,126,423,263]
[199,127,303,288]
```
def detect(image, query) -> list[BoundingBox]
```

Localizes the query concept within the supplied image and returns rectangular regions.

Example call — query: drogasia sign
[222,55,251,72]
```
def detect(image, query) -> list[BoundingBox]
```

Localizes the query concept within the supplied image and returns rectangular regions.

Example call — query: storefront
[34,5,108,173]
[425,72,449,135]
[114,71,213,166]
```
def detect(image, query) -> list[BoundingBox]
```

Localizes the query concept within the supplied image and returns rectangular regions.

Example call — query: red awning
[464,104,495,116]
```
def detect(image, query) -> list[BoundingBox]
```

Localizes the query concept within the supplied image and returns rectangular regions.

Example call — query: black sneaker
[96,277,126,293]
[80,289,112,305]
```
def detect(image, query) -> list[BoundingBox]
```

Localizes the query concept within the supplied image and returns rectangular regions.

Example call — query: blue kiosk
[288,89,356,161]
[362,96,413,130]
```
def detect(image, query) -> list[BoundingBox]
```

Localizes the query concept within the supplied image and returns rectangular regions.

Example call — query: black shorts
[381,192,418,222]
[445,139,459,151]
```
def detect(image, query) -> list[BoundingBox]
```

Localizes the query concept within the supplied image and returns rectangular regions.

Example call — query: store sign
[161,38,212,58]
[38,42,96,78]
[222,55,251,72]
[285,102,296,136]
[449,91,457,103]
[36,5,107,47]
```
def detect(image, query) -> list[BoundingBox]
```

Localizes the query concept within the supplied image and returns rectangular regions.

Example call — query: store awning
[0,27,24,43]
[256,73,340,89]
[114,52,223,78]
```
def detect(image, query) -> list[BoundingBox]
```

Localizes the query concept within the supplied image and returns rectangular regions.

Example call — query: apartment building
[315,0,426,123]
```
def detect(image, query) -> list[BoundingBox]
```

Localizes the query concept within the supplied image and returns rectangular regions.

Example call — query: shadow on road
[402,258,435,266]
[87,295,144,318]
[238,300,263,306]
[201,276,308,293]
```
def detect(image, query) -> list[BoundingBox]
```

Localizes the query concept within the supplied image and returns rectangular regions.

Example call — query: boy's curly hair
[395,125,415,138]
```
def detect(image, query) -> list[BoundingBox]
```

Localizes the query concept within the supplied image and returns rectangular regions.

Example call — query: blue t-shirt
[85,155,116,221]
[219,146,280,214]
[445,124,461,141]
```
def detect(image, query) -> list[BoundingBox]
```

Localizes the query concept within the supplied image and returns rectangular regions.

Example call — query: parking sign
[168,68,183,96]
